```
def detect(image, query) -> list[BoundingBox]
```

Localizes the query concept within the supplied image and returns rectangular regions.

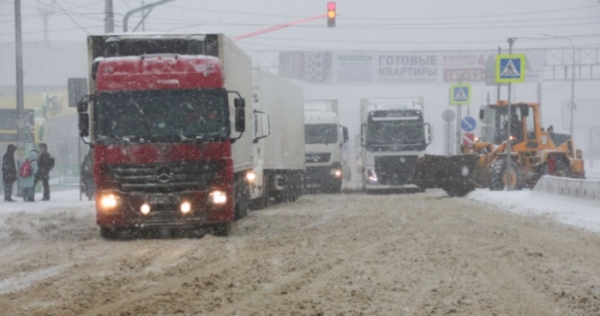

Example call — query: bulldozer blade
[411,154,480,197]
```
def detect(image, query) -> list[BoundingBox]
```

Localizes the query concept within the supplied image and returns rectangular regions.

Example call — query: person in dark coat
[34,143,54,201]
[2,144,17,202]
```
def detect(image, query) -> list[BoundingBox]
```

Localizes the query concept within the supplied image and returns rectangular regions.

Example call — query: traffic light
[327,2,336,28]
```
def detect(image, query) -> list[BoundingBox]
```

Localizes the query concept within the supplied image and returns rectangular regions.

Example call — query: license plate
[149,196,173,204]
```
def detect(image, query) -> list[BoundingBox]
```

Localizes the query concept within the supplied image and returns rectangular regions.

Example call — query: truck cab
[360,98,431,193]
[303,100,348,193]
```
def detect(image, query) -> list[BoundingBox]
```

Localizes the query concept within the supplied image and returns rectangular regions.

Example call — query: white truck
[248,70,305,209]
[303,100,349,193]
[359,98,432,193]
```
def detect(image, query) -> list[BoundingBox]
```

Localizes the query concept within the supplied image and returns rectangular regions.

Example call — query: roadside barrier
[534,175,600,202]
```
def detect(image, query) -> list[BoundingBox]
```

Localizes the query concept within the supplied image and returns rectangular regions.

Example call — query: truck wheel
[329,179,342,194]
[444,185,473,197]
[213,222,231,237]
[234,179,249,219]
[490,159,520,191]
[100,227,120,240]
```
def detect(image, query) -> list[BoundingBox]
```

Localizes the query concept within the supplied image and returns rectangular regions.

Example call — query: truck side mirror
[425,123,433,145]
[360,123,366,146]
[343,126,349,144]
[479,109,484,120]
[79,113,90,137]
[253,111,270,143]
[235,108,245,132]
[77,95,90,113]
[234,98,245,109]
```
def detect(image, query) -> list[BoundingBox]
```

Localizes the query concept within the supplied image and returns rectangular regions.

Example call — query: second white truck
[304,100,349,193]
[360,98,432,193]
[248,70,305,208]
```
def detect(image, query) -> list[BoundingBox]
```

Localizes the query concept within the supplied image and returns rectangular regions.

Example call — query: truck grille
[374,155,419,185]
[108,161,222,193]
[306,153,331,163]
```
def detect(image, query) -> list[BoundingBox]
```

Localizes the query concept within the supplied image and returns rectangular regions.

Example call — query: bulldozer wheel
[490,159,520,191]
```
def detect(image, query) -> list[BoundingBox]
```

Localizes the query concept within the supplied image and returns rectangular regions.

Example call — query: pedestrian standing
[2,144,17,202]
[35,143,54,201]
[18,150,39,202]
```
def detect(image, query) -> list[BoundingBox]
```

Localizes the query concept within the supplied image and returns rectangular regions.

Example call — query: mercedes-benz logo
[155,166,172,183]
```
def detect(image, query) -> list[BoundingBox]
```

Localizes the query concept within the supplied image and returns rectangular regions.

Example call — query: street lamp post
[541,34,576,139]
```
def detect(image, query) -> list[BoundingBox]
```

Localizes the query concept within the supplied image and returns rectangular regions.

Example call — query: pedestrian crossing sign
[450,83,471,105]
[496,54,526,83]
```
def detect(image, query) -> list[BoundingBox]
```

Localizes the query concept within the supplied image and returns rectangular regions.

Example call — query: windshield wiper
[130,100,153,138]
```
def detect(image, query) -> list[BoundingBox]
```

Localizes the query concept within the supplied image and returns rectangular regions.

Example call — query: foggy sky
[0,0,599,156]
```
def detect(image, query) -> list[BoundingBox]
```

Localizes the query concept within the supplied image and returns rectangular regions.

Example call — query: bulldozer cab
[480,102,533,147]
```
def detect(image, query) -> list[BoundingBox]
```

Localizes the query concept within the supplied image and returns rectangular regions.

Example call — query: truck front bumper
[95,188,233,228]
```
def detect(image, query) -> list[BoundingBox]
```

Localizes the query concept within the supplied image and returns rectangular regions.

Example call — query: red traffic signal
[327,2,336,28]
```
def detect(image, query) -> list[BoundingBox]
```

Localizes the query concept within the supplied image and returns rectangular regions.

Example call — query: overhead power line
[51,0,91,34]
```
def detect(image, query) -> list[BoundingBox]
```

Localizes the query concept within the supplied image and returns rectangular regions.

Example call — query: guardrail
[534,176,600,201]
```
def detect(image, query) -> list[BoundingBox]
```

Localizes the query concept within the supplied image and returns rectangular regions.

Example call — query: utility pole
[496,47,501,103]
[455,74,464,155]
[105,0,114,33]
[505,37,517,190]
[14,0,25,151]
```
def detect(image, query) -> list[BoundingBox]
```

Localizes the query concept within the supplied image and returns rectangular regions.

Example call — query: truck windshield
[95,89,229,142]
[305,124,338,144]
[367,119,424,145]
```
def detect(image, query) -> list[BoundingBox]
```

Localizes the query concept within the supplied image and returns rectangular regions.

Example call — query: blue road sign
[449,83,471,105]
[461,116,476,132]
[496,54,525,83]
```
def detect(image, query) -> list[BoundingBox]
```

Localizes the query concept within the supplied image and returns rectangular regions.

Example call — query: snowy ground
[0,185,599,315]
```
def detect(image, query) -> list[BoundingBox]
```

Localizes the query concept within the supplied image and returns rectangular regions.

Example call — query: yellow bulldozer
[412,101,585,196]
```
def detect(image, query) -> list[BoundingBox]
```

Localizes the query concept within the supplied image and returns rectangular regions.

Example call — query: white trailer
[249,70,305,208]
[360,97,432,193]
[304,100,349,193]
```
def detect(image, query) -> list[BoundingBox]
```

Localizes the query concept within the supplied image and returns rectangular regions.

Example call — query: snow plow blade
[412,154,479,197]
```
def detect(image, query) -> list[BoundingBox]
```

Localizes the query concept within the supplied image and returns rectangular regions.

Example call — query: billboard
[279,49,546,85]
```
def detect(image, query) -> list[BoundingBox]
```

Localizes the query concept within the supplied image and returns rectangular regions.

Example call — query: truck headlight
[209,190,227,205]
[100,193,119,211]
[246,171,257,182]
[180,201,192,214]
[366,167,378,183]
[140,203,151,215]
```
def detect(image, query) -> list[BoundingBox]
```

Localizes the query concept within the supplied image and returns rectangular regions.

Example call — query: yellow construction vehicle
[412,101,585,196]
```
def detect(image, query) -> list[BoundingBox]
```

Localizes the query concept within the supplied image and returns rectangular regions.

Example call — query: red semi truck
[77,34,253,238]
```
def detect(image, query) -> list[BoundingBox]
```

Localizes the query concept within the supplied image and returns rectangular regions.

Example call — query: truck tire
[234,177,249,220]
[329,179,342,194]
[100,227,120,240]
[490,159,521,191]
[213,222,231,237]
[444,185,473,197]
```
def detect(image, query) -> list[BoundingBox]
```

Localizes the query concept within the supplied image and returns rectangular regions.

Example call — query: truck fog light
[209,190,227,205]
[180,201,192,214]
[246,171,256,182]
[140,203,151,215]
[100,194,118,209]
[332,169,342,178]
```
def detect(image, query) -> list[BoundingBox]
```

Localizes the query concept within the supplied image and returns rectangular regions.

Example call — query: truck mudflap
[411,154,480,197]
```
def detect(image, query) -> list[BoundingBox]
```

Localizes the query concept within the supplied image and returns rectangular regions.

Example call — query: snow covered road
[0,190,599,315]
